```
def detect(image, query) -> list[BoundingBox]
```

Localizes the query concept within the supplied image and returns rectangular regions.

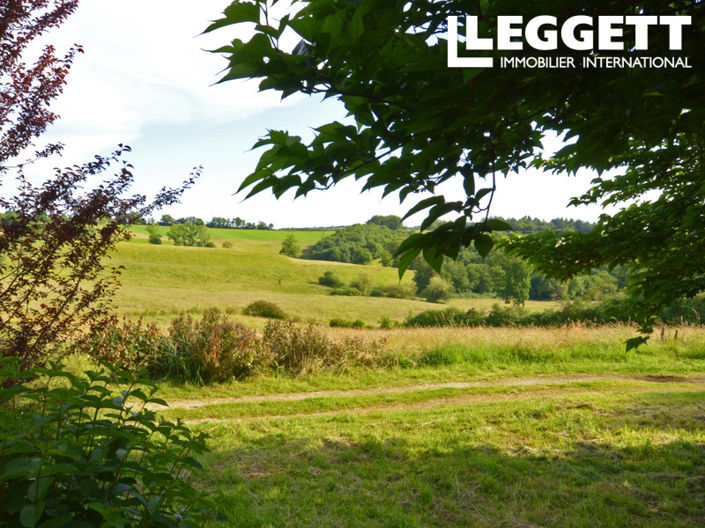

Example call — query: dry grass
[326,323,705,354]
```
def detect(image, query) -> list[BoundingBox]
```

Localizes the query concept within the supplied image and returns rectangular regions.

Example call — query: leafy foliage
[0,147,196,370]
[162,308,262,383]
[0,0,81,166]
[279,233,301,257]
[167,223,211,247]
[421,276,453,304]
[209,0,705,335]
[318,270,344,288]
[303,222,406,264]
[243,300,288,320]
[79,318,170,374]
[147,223,163,245]
[0,359,222,527]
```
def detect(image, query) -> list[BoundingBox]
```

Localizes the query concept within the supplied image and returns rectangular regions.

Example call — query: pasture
[107,228,705,527]
[146,325,705,527]
[113,227,560,326]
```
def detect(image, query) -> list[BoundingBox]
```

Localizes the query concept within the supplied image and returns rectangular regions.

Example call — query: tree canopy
[209,0,705,340]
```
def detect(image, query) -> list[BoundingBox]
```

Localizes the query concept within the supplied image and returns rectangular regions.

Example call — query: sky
[30,0,622,228]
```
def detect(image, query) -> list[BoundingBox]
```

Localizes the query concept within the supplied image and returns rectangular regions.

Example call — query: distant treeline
[154,215,274,230]
[304,215,624,304]
[405,297,705,328]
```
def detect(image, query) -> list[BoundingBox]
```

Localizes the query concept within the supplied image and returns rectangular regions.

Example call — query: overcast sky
[32,0,620,228]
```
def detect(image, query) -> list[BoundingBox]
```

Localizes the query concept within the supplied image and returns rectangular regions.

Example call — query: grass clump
[243,300,288,320]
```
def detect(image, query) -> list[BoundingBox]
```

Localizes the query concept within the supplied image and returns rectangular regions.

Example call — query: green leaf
[462,173,475,197]
[397,247,422,279]
[475,233,494,258]
[205,1,260,33]
[402,196,445,221]
[20,502,45,528]
[485,219,512,231]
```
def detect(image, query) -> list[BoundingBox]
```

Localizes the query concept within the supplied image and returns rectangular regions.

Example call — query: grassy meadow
[141,327,705,528]
[113,226,560,326]
[101,227,705,527]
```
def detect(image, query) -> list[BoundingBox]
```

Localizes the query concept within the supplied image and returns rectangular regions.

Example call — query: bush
[148,234,162,244]
[422,277,453,303]
[329,287,363,296]
[329,318,366,328]
[318,270,344,288]
[222,241,233,248]
[350,273,373,295]
[78,318,170,374]
[262,321,384,373]
[205,241,217,248]
[158,308,262,383]
[0,359,222,527]
[379,316,399,329]
[243,300,288,320]
[167,222,211,247]
[370,283,414,299]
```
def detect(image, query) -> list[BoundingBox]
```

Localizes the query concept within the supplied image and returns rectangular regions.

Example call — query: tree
[209,0,704,341]
[0,1,198,370]
[279,233,301,257]
[496,256,531,306]
[167,222,211,247]
[412,258,435,295]
[147,222,162,244]
[422,277,453,303]
[367,215,402,230]
[0,0,81,168]
[0,147,197,369]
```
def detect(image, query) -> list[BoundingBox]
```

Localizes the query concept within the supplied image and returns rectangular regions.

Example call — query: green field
[138,326,705,528]
[113,227,560,326]
[109,227,705,527]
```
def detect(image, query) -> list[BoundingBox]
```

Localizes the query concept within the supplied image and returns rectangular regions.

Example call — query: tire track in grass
[150,374,702,411]
[159,378,705,424]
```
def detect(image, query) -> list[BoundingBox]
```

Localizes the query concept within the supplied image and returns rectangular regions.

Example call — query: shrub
[167,222,211,247]
[205,241,217,248]
[0,359,222,526]
[222,241,233,248]
[159,308,262,383]
[318,270,344,288]
[262,321,385,373]
[330,287,363,296]
[78,318,170,374]
[146,223,162,245]
[329,318,366,328]
[243,300,288,320]
[370,283,414,299]
[422,277,453,303]
[379,316,398,329]
[280,234,301,257]
[350,273,373,295]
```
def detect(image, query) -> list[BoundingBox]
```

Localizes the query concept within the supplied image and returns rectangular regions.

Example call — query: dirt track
[149,373,705,423]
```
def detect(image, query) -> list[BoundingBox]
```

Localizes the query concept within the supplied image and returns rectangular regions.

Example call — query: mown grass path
[168,372,705,527]
[154,373,702,411]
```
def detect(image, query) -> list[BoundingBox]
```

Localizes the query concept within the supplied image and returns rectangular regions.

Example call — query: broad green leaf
[475,233,494,258]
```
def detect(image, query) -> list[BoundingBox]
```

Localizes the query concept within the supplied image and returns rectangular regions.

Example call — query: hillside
[112,226,559,326]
